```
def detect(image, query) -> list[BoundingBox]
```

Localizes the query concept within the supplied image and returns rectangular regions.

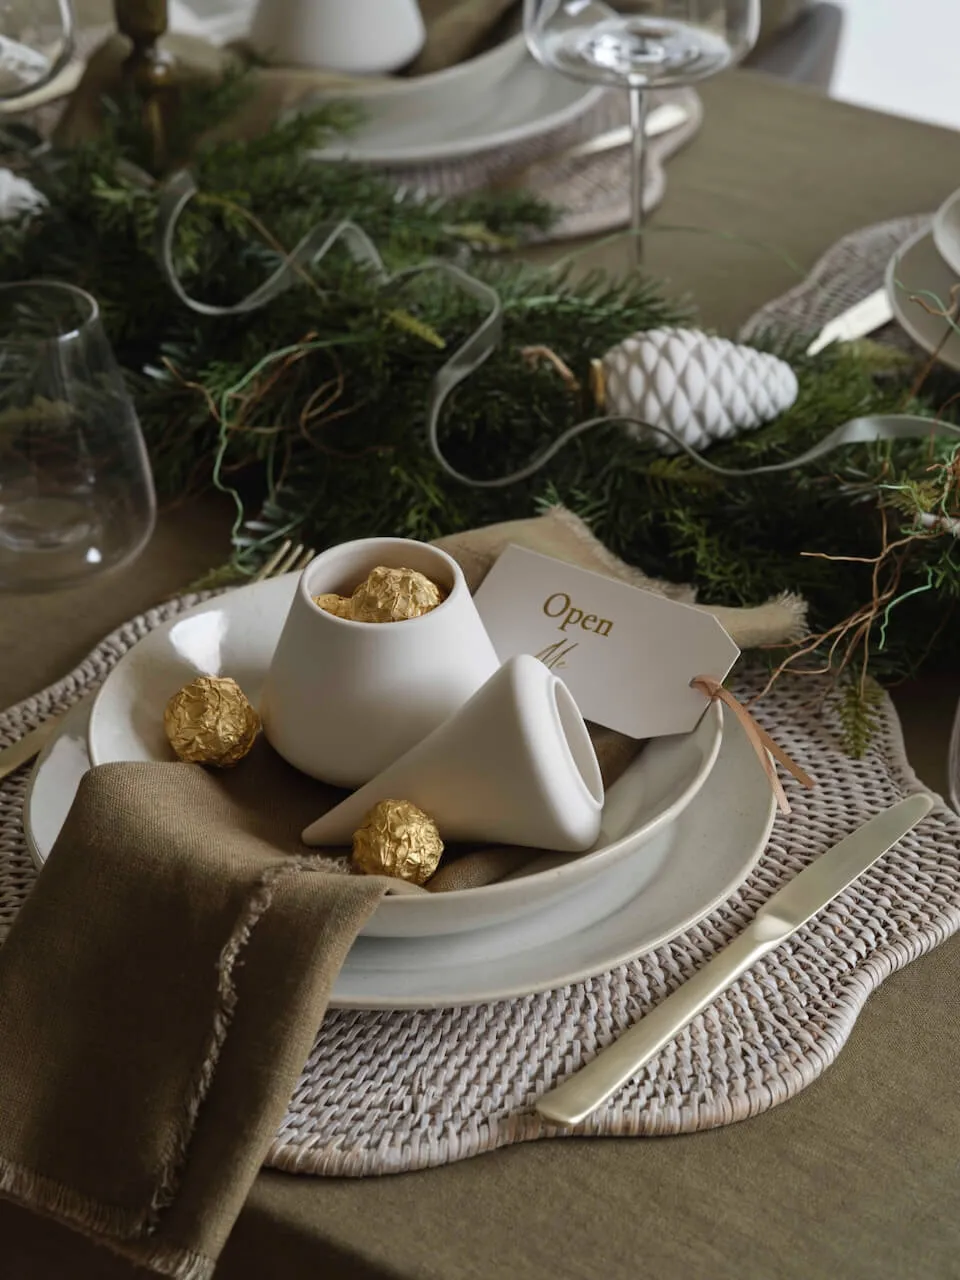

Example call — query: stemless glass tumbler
[524,0,760,263]
[0,282,156,592]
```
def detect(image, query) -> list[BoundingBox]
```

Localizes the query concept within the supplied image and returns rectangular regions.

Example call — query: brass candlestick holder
[114,0,177,173]
[53,0,196,172]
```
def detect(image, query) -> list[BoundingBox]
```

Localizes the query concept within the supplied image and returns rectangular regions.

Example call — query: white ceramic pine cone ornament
[594,327,799,453]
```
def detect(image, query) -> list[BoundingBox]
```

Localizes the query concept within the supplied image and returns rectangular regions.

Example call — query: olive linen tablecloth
[3,71,960,1280]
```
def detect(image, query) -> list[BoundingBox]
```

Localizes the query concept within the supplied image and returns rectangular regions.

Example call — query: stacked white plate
[25,574,776,1008]
[886,192,960,371]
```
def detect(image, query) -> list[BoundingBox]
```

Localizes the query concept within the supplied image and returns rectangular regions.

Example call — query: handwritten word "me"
[542,592,613,637]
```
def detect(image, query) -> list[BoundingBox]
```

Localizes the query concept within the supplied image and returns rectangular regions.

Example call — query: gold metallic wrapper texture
[313,592,354,619]
[349,565,445,624]
[163,675,261,767]
[351,799,444,885]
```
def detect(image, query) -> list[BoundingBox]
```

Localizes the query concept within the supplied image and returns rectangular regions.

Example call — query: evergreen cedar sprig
[2,71,960,747]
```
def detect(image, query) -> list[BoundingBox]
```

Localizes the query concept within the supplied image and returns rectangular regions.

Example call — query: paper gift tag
[473,545,740,738]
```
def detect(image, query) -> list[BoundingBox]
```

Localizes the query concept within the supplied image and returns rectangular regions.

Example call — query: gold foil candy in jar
[349,565,445,624]
[163,675,261,767]
[351,799,444,885]
[313,592,354,619]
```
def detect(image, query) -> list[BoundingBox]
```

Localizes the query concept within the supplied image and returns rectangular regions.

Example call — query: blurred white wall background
[832,0,960,129]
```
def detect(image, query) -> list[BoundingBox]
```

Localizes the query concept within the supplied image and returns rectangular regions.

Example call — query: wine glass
[524,1,760,264]
[0,281,156,592]
[0,0,74,100]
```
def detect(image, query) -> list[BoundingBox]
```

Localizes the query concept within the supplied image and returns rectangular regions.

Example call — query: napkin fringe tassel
[109,1236,215,1280]
[149,860,297,1216]
[0,1151,151,1240]
[0,1152,215,1275]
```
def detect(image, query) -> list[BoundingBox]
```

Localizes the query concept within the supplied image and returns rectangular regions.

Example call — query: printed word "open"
[543,592,613,637]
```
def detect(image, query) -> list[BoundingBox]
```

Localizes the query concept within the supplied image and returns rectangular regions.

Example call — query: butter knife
[805,287,894,356]
[490,102,690,193]
[0,718,61,782]
[536,793,934,1126]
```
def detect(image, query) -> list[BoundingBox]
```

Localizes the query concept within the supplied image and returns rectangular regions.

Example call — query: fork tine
[251,538,292,585]
[293,546,316,572]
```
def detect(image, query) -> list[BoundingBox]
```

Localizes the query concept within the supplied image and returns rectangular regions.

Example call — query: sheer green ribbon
[157,171,960,498]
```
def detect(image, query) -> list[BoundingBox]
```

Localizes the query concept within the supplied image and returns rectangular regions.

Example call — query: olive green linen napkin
[411,0,520,74]
[0,747,384,1279]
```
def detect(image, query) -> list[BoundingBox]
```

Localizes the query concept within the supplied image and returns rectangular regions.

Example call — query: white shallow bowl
[25,699,771,1009]
[933,188,960,279]
[886,226,960,373]
[314,56,603,166]
[85,573,723,938]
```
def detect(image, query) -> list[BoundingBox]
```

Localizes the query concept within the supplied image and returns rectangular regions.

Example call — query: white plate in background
[933,187,960,278]
[886,226,960,373]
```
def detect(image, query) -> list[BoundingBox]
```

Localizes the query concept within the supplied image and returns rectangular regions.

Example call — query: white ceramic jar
[260,537,500,787]
[247,0,426,75]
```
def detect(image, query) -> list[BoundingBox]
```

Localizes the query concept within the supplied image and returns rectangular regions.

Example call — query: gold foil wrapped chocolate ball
[163,675,261,767]
[349,565,445,624]
[351,799,444,885]
[312,592,354,619]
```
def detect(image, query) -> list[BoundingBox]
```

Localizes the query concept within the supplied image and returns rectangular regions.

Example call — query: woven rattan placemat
[387,87,704,241]
[2,607,957,1177]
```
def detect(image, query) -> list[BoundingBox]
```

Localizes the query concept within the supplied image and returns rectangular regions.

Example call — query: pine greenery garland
[2,72,959,747]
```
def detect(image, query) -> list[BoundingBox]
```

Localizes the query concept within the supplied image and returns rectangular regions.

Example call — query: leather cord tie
[691,675,815,815]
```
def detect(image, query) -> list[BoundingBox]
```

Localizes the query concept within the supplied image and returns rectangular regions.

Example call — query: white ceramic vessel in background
[82,574,723,938]
[260,539,500,787]
[25,699,766,1006]
[302,655,604,852]
[933,189,960,278]
[886,227,960,373]
[248,0,425,74]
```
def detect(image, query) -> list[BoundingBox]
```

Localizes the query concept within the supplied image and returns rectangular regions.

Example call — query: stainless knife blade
[536,793,934,1126]
[806,287,894,356]
[559,102,691,161]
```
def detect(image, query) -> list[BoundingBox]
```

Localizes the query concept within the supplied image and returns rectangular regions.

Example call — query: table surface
[5,69,960,1280]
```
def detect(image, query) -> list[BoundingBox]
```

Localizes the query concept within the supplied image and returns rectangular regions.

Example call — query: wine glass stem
[628,85,648,267]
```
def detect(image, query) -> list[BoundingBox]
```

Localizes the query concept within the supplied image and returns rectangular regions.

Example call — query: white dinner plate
[314,58,604,166]
[24,696,773,1008]
[933,188,960,279]
[83,573,723,938]
[886,226,960,373]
